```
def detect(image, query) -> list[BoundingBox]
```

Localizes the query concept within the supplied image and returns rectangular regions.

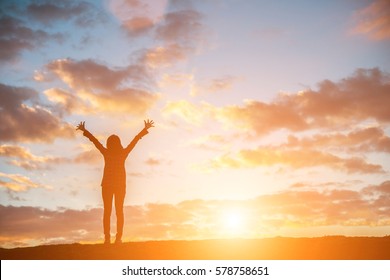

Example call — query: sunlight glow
[224,212,242,229]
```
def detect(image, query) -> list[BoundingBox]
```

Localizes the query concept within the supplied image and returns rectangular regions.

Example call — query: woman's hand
[144,119,154,130]
[76,121,86,132]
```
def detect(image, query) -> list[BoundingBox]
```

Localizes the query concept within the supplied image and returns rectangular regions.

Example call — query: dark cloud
[0,15,63,62]
[26,1,106,27]
[0,83,74,143]
[0,0,106,63]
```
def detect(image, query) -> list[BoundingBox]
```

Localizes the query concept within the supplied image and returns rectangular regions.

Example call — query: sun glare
[222,210,246,233]
[225,212,242,228]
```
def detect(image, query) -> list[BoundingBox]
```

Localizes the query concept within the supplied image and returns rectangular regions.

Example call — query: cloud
[0,83,75,143]
[26,1,106,27]
[163,98,307,134]
[42,58,159,115]
[155,9,204,44]
[188,134,231,151]
[218,68,390,135]
[162,100,209,125]
[158,73,194,88]
[45,58,150,91]
[141,43,193,68]
[0,205,102,247]
[164,68,390,135]
[216,99,308,134]
[200,148,384,174]
[107,0,168,36]
[109,0,208,69]
[144,155,171,166]
[145,157,162,166]
[164,69,389,175]
[190,75,240,96]
[352,0,390,40]
[109,0,205,45]
[1,180,389,247]
[122,16,155,36]
[0,144,69,170]
[290,180,364,189]
[0,15,63,62]
[73,149,102,165]
[43,88,88,115]
[285,126,390,153]
[0,172,48,192]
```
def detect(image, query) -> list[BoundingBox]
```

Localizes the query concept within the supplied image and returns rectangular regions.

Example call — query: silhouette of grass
[1,236,389,260]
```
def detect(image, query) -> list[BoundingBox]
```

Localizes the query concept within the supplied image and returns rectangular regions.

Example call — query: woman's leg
[102,187,114,243]
[114,189,126,243]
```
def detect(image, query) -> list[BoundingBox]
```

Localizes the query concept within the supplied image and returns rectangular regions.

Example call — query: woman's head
[106,134,123,150]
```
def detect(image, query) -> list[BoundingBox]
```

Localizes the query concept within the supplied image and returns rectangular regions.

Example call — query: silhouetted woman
[76,120,154,244]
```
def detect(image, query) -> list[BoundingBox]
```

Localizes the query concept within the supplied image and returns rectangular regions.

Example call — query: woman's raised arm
[76,121,105,154]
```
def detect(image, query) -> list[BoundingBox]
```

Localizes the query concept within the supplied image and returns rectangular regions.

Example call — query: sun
[222,210,246,233]
[224,212,242,228]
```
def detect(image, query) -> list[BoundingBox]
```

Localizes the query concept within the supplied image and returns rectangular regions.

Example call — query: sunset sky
[0,0,389,248]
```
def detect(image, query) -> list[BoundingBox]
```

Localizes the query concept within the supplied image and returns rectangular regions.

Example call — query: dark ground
[1,236,389,260]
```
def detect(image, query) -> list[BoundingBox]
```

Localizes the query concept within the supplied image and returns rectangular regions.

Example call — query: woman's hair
[106,134,123,150]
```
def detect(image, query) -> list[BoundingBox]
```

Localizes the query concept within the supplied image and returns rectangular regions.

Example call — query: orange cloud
[0,144,70,170]
[219,68,390,134]
[42,58,159,115]
[108,1,208,74]
[46,58,149,91]
[108,0,206,47]
[0,83,74,143]
[217,99,307,134]
[159,73,194,88]
[191,75,240,96]
[141,43,192,68]
[162,100,209,125]
[0,172,48,192]
[352,0,390,40]
[145,157,162,166]
[122,17,154,35]
[165,68,390,135]
[73,149,102,165]
[1,181,389,247]
[201,147,384,174]
[164,69,389,175]
[285,127,390,153]
[107,0,167,36]
[44,88,88,114]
